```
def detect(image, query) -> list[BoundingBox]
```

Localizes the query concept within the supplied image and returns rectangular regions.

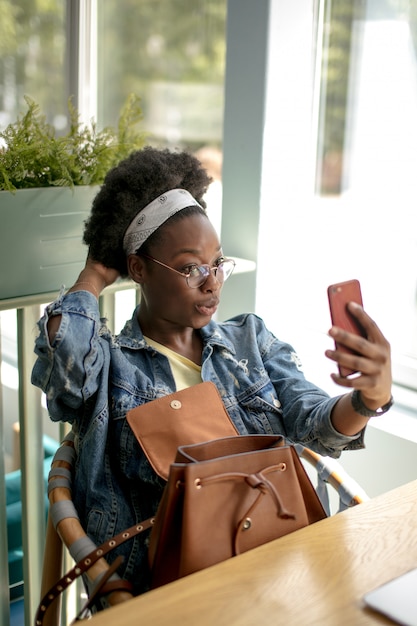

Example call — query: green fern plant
[0,93,146,192]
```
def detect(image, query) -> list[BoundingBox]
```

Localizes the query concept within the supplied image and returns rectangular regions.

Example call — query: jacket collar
[117,305,236,355]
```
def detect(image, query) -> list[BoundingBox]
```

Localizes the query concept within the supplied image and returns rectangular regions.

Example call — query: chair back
[295,444,369,515]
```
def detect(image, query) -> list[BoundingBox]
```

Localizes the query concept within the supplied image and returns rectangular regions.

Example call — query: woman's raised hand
[326,302,392,410]
[70,256,121,298]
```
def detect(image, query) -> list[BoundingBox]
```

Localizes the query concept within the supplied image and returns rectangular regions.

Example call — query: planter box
[0,186,98,302]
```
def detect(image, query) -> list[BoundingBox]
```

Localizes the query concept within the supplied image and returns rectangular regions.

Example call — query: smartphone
[327,279,366,377]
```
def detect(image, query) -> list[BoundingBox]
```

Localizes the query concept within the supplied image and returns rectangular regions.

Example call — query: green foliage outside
[317,0,417,195]
[0,0,227,148]
[97,0,227,146]
[316,0,363,195]
[0,0,67,124]
[0,93,146,192]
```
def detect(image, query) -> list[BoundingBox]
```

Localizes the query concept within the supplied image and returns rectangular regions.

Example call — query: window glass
[257,0,417,404]
[0,0,67,130]
[97,0,227,151]
[97,0,226,236]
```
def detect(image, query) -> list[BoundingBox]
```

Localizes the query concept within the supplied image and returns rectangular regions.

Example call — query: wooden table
[89,479,417,625]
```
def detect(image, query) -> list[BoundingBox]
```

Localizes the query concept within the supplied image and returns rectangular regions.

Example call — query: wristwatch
[351,389,394,417]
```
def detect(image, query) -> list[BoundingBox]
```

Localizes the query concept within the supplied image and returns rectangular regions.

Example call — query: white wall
[340,420,417,498]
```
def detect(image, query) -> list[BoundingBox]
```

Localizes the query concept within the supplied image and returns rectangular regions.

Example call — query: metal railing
[0,283,138,626]
[1,294,53,626]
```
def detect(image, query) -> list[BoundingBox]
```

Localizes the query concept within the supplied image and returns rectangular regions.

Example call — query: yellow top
[144,336,202,390]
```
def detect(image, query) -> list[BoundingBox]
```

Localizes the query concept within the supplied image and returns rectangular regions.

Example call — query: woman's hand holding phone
[326,279,392,412]
[327,279,366,378]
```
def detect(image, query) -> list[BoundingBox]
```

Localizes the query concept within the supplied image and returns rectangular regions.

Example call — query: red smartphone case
[327,279,365,377]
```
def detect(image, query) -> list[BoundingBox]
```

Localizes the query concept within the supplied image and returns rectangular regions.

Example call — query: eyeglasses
[140,254,236,288]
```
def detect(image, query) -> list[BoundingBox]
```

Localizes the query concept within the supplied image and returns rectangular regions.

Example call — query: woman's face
[134,213,225,330]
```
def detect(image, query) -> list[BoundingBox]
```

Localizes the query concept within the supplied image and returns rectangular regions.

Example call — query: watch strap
[351,389,394,417]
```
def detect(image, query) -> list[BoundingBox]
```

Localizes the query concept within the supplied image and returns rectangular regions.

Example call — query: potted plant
[0,94,146,301]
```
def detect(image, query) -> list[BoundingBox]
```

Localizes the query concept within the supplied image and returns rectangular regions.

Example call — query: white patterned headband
[123,188,203,255]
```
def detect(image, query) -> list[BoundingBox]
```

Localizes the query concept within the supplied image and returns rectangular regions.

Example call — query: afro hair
[83,146,212,276]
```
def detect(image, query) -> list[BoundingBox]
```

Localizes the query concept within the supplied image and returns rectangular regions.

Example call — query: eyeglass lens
[188,260,235,287]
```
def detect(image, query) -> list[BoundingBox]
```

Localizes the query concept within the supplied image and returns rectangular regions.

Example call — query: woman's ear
[127,254,146,284]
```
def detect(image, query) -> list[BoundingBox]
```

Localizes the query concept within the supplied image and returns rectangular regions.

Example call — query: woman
[32,146,392,606]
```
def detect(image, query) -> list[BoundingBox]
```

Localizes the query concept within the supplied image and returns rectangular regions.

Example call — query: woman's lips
[195,299,219,316]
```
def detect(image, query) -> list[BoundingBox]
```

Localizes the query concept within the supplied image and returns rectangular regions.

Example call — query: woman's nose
[201,267,221,291]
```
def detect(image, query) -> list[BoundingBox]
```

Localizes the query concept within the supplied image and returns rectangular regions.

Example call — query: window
[0,0,67,473]
[96,0,227,264]
[257,0,417,407]
[97,0,227,151]
[0,0,228,469]
[0,0,67,130]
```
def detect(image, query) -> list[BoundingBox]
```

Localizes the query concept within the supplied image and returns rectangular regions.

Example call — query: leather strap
[74,555,127,621]
[99,578,134,596]
[35,516,155,626]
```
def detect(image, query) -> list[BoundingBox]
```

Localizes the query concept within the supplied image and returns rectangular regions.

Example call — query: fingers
[328,304,390,359]
[345,302,387,344]
[326,334,389,378]
[325,304,391,392]
[325,344,377,388]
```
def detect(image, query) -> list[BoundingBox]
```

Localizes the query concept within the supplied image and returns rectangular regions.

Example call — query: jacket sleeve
[31,289,107,424]
[259,319,365,456]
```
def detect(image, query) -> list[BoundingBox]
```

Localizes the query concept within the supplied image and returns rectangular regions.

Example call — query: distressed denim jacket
[32,290,364,594]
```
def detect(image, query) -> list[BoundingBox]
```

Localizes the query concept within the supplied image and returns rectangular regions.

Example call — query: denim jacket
[32,290,363,594]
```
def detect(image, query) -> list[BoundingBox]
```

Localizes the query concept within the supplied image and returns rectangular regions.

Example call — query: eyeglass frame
[138,253,236,288]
